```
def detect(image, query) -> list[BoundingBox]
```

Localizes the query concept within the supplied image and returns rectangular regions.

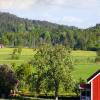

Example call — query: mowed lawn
[0,48,99,81]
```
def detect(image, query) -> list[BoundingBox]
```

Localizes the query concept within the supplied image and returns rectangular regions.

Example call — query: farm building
[0,44,4,48]
[79,69,100,100]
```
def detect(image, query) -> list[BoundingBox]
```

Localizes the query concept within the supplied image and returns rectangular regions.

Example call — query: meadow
[0,48,99,81]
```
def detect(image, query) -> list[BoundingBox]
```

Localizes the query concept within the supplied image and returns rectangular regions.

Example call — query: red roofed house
[79,69,100,100]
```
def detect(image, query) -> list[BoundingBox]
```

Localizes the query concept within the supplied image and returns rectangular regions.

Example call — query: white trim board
[88,73,100,84]
[91,81,93,100]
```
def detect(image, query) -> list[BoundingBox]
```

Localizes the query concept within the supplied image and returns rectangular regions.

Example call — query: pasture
[0,48,99,81]
[0,48,34,65]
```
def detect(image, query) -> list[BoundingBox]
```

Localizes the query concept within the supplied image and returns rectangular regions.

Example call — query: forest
[0,12,99,50]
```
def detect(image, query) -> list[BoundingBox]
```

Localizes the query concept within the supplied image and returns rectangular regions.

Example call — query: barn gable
[87,69,100,100]
[87,69,100,83]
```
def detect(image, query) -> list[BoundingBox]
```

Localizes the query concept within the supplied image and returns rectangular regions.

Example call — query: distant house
[0,44,4,48]
[79,69,100,100]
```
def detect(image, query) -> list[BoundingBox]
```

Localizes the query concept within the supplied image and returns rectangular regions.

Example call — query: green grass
[71,50,96,57]
[71,50,99,81]
[72,63,99,81]
[0,48,99,81]
[0,48,34,65]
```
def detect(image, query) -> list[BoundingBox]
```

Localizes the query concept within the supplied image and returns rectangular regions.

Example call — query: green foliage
[0,12,99,50]
[15,63,33,92]
[11,62,17,72]
[16,63,33,80]
[95,49,100,62]
[72,78,85,96]
[11,48,22,59]
[18,48,22,54]
[32,44,73,98]
[95,56,100,62]
[0,36,9,45]
[96,49,100,56]
[0,64,18,96]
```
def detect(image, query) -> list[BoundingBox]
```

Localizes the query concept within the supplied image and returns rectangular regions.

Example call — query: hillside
[0,12,77,32]
[0,12,99,50]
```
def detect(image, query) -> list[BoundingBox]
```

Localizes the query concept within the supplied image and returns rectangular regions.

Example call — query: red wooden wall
[92,74,100,100]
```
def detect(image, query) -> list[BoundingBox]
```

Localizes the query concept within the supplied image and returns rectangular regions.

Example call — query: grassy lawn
[0,48,99,81]
[71,50,99,81]
[71,50,96,57]
[0,48,34,65]
[72,63,99,81]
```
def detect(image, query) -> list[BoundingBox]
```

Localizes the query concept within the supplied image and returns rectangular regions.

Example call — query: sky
[0,0,100,28]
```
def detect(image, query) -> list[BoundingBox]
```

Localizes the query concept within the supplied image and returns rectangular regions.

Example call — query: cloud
[62,16,83,23]
[0,0,35,10]
[0,0,99,10]
[36,0,99,9]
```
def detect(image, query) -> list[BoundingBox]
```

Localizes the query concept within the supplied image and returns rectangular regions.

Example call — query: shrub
[11,48,22,60]
[95,56,100,63]
[95,49,100,63]
[0,64,18,97]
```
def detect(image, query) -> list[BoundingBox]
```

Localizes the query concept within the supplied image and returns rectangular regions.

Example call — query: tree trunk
[55,82,59,100]
[55,96,58,100]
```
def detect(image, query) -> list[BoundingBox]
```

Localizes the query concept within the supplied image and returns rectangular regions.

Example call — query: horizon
[0,0,100,29]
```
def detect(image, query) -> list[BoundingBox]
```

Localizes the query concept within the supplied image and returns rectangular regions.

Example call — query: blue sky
[0,0,100,28]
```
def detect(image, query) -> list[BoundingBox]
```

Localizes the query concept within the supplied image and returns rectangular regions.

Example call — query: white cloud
[36,0,99,9]
[62,16,83,23]
[0,0,35,10]
[0,0,99,10]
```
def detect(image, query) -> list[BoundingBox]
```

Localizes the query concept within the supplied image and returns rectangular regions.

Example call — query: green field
[0,48,99,81]
[0,48,34,65]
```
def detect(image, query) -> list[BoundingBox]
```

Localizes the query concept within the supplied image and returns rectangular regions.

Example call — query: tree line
[0,12,99,50]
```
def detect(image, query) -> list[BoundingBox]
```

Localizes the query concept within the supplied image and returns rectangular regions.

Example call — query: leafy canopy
[32,44,73,98]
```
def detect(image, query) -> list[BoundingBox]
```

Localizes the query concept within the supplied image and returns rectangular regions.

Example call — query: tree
[0,64,18,97]
[96,49,100,56]
[72,78,85,96]
[0,35,9,45]
[46,44,73,100]
[32,44,73,100]
[11,48,22,59]
[95,49,100,62]
[15,63,33,92]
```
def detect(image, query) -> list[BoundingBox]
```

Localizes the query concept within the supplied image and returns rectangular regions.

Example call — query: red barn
[87,69,100,100]
[79,69,100,100]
